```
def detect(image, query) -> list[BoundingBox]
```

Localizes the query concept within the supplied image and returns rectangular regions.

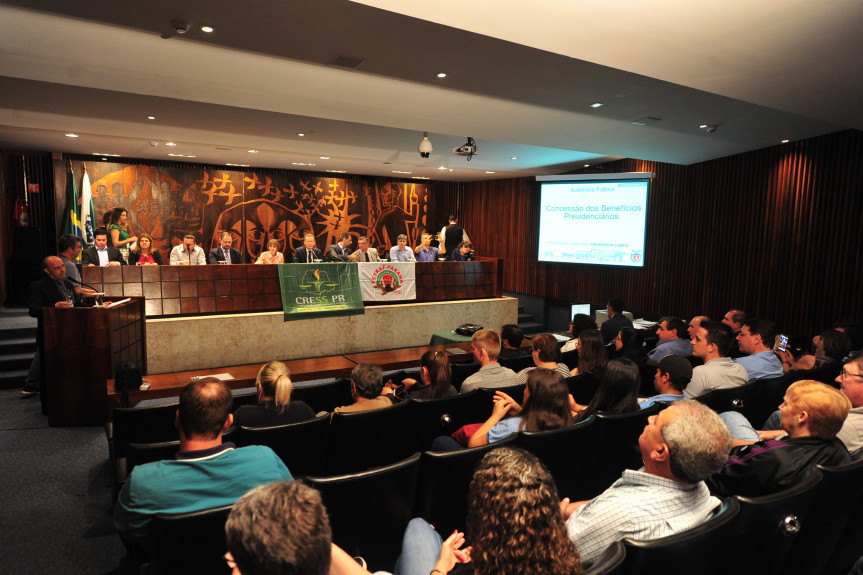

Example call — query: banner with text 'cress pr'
[278,263,364,321]
[357,262,416,302]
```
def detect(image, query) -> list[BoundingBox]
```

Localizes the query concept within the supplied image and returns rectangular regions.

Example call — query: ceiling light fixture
[147,115,156,120]
[589,102,604,108]
[226,163,249,167]
[392,170,412,174]
[781,139,790,143]
[419,132,433,158]
[201,25,213,33]
[65,133,78,138]
[437,166,447,170]
[326,169,346,173]
[412,176,430,180]
[297,133,305,137]
[511,156,518,160]
[436,72,447,78]
[320,156,330,160]
[165,142,177,146]
[699,124,709,129]
[248,149,259,153]
[171,19,190,35]
[485,171,495,174]
[92,152,121,157]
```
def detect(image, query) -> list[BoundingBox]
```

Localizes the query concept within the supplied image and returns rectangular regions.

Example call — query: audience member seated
[293,233,323,263]
[683,321,747,398]
[325,232,357,262]
[498,324,529,359]
[721,309,747,358]
[516,333,571,384]
[834,317,863,355]
[397,350,457,399]
[572,358,640,422]
[733,318,784,379]
[397,447,583,575]
[561,313,597,353]
[128,232,163,265]
[562,400,733,565]
[208,231,243,264]
[570,329,609,377]
[448,240,473,261]
[82,228,125,266]
[599,298,633,344]
[169,233,206,265]
[777,335,817,373]
[414,233,439,262]
[233,361,315,427]
[255,239,285,264]
[707,380,851,497]
[647,317,693,362]
[639,354,692,408]
[332,363,394,414]
[460,329,517,393]
[113,378,291,549]
[464,368,573,449]
[612,327,648,365]
[687,315,710,340]
[389,234,415,262]
[813,329,853,365]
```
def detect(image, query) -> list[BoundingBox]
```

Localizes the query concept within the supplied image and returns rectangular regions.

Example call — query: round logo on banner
[372,265,404,295]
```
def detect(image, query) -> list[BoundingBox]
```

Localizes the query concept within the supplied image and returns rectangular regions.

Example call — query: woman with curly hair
[570,328,608,376]
[385,447,582,575]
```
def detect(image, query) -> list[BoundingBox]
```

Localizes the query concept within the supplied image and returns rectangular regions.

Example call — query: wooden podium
[43,297,147,426]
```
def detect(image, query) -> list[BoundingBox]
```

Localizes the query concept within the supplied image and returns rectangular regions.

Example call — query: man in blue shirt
[640,354,692,408]
[389,234,415,262]
[648,317,693,362]
[733,318,784,380]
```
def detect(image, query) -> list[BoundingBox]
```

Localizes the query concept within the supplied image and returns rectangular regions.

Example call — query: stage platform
[146,296,518,373]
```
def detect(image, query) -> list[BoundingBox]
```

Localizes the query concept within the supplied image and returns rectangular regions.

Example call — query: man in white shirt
[684,321,748,398]
[170,233,207,265]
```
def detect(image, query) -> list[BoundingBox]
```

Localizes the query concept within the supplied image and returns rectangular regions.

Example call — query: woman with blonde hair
[128,232,163,265]
[233,361,315,427]
[255,238,285,264]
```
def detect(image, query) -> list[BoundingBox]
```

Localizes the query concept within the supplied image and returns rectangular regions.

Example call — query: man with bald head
[688,315,710,340]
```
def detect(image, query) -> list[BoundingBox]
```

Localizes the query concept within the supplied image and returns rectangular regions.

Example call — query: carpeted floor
[0,388,126,574]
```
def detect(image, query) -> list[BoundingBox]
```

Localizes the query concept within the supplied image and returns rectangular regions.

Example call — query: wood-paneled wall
[446,129,863,336]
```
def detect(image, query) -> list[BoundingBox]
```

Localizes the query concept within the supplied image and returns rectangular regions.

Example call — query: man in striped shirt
[561,400,733,565]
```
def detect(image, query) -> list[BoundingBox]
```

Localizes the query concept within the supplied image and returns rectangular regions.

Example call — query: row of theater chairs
[139,453,863,575]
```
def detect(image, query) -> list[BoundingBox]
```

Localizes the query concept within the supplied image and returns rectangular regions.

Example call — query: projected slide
[538,179,649,267]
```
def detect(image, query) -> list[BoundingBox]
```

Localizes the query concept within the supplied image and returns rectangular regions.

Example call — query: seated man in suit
[114,378,291,550]
[353,235,381,262]
[599,298,633,344]
[325,232,357,262]
[207,231,243,264]
[563,400,733,565]
[332,363,395,414]
[81,228,125,266]
[169,233,207,265]
[293,233,324,263]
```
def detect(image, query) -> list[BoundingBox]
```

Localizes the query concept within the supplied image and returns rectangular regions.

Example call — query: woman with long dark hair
[468,368,572,447]
[570,329,608,376]
[614,327,648,364]
[573,358,640,422]
[233,361,315,427]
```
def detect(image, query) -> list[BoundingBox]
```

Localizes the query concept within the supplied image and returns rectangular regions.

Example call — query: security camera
[418,132,433,159]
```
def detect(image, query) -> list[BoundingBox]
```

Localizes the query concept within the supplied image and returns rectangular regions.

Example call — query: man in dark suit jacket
[325,232,357,262]
[26,256,88,403]
[600,297,634,344]
[207,231,244,264]
[81,228,125,266]
[292,233,324,263]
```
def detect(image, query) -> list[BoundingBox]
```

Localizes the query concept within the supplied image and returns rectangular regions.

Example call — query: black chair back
[474,383,525,421]
[694,382,759,422]
[749,374,791,427]
[560,349,579,370]
[127,440,180,476]
[149,505,233,575]
[584,541,626,575]
[498,354,535,373]
[327,400,411,475]
[575,403,663,500]
[620,498,740,575]
[234,413,330,477]
[451,362,481,392]
[405,391,480,454]
[791,362,842,386]
[637,362,656,397]
[566,372,600,405]
[110,402,180,496]
[516,417,595,499]
[291,378,353,413]
[307,453,421,571]
[414,436,518,536]
[784,458,863,575]
[732,468,823,575]
[231,391,258,409]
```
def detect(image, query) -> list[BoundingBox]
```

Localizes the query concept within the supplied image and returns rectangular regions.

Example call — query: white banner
[358,262,416,302]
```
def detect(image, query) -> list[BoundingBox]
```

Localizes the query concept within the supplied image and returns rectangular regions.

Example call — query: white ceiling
[0,0,859,182]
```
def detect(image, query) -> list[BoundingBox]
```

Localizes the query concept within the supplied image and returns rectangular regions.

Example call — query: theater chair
[474,383,525,421]
[405,391,479,454]
[566,372,600,406]
[234,413,330,477]
[147,504,233,575]
[450,362,481,392]
[516,416,595,499]
[584,541,626,575]
[327,399,411,475]
[290,378,353,413]
[498,354,535,373]
[307,453,421,572]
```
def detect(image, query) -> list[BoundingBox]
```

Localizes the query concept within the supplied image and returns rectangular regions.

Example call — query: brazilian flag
[62,163,82,237]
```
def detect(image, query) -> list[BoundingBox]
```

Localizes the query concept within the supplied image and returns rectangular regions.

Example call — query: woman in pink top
[255,239,285,264]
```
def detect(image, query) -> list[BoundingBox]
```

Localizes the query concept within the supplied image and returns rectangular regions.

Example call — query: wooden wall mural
[60,161,430,264]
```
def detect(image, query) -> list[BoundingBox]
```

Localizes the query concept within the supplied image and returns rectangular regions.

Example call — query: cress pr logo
[295,268,343,305]
[372,264,404,296]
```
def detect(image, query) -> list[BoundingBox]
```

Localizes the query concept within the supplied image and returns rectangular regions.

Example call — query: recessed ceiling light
[65,133,78,138]
[168,153,196,158]
[319,156,330,160]
[165,142,177,147]
[412,176,430,180]
[781,139,790,143]
[699,124,709,129]
[437,166,448,170]
[392,170,412,174]
[225,163,249,167]
[248,149,259,153]
[146,115,156,120]
[485,171,495,174]
[297,133,305,137]
[201,26,213,33]
[436,72,447,78]
[292,162,316,166]
[511,157,518,160]
[326,169,347,174]
[92,152,121,157]
[584,164,590,167]
[589,102,604,108]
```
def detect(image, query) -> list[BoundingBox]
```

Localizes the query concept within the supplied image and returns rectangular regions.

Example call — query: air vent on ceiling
[631,116,662,126]
[327,55,366,70]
